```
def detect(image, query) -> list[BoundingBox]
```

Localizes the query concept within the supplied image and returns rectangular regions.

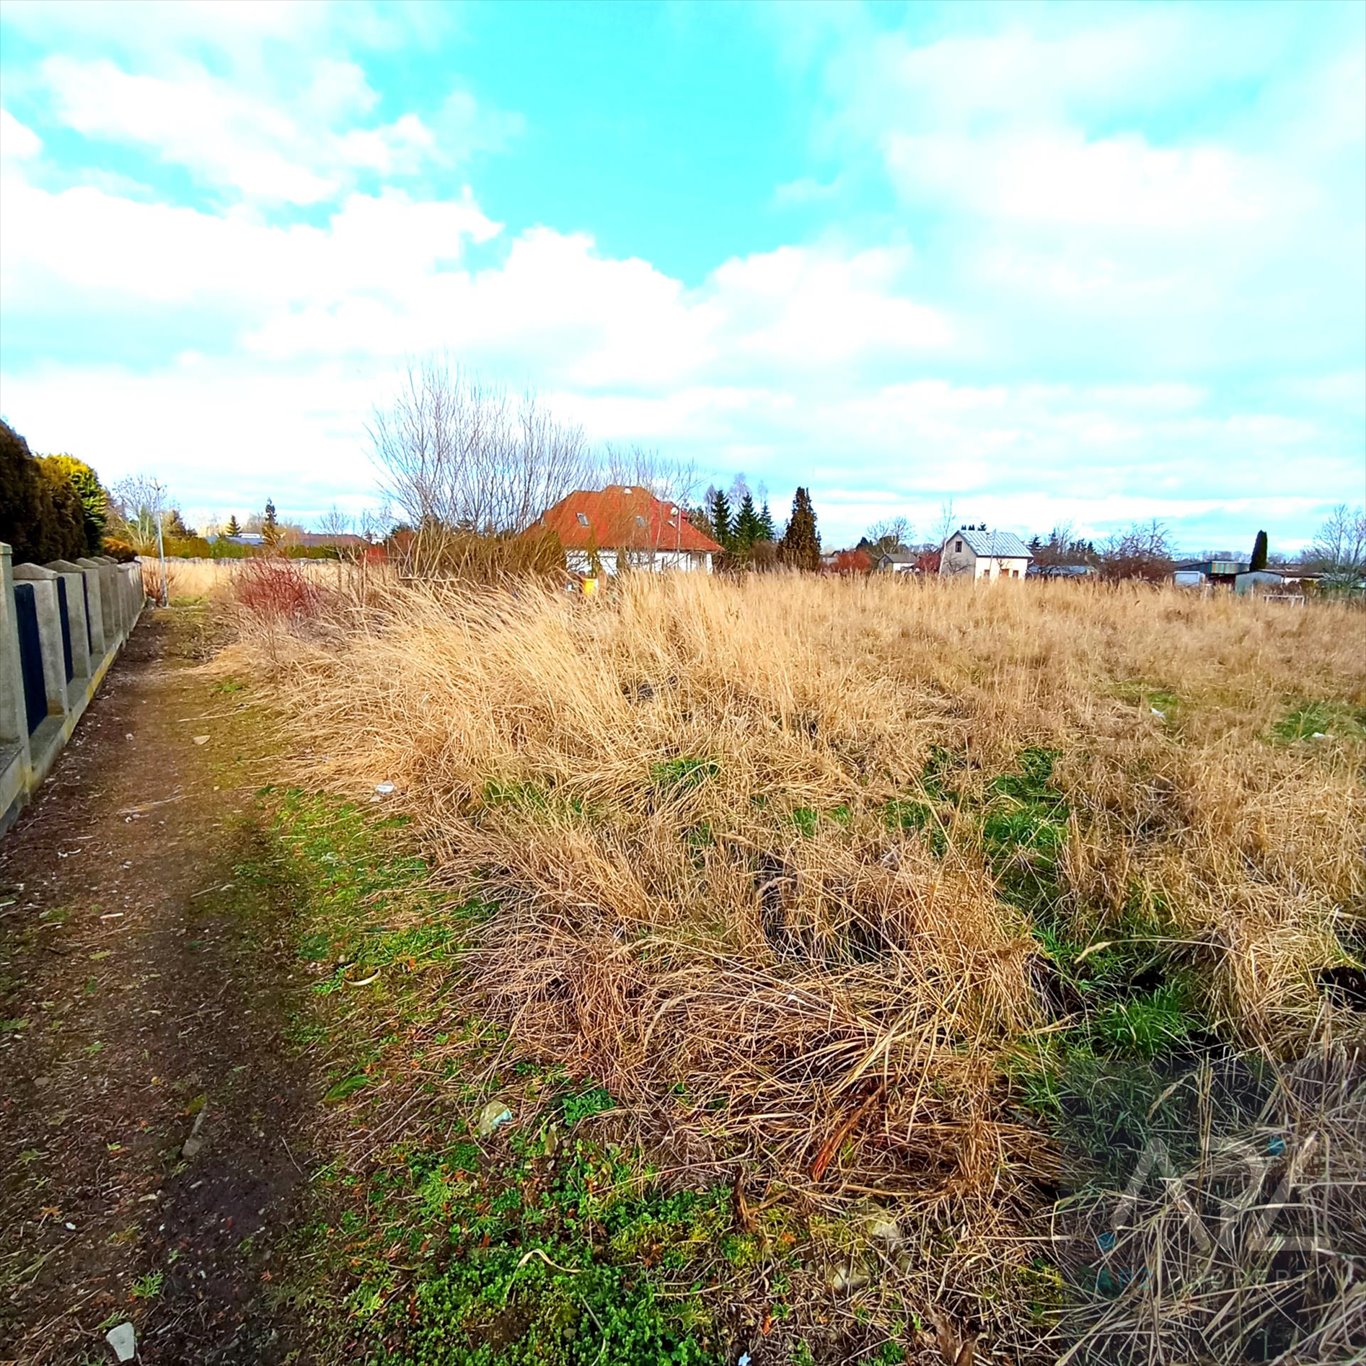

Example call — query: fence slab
[1,543,145,833]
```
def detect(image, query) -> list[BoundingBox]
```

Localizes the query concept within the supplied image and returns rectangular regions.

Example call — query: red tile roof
[526,485,723,555]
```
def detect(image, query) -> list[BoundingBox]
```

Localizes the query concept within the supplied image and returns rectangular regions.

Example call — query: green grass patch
[253,787,819,1364]
[1114,682,1181,718]
[979,749,1069,918]
[650,757,720,793]
[1091,980,1198,1059]
[1271,700,1366,743]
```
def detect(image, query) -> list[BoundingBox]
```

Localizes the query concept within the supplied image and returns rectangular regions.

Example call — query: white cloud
[0,171,498,311]
[808,6,1363,377]
[886,129,1276,230]
[0,108,41,161]
[36,54,491,204]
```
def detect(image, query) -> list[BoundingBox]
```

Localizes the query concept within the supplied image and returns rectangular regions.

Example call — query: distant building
[293,532,369,551]
[1172,557,1249,587]
[875,551,920,575]
[939,526,1032,580]
[526,484,723,576]
[1028,563,1096,580]
[1233,569,1288,596]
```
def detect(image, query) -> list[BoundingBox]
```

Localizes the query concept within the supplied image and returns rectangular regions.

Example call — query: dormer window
[635,515,646,527]
[577,512,589,526]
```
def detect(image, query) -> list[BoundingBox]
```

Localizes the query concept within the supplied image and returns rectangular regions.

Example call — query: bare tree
[865,516,912,555]
[107,475,170,602]
[357,503,391,546]
[108,475,168,556]
[1099,519,1174,582]
[930,498,957,550]
[1310,504,1366,590]
[369,359,593,552]
[318,505,352,540]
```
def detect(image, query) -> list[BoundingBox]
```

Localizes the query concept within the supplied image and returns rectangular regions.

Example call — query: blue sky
[1,0,1362,551]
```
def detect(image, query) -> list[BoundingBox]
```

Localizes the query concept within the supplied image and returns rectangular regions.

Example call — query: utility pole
[155,505,168,607]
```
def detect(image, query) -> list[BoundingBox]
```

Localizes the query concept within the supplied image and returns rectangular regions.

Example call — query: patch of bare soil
[0,608,312,1365]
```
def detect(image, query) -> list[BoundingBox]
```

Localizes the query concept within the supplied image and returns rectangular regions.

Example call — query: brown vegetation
[229,571,1366,1361]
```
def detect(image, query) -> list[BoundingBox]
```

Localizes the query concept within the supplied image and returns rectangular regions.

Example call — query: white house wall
[939,541,1029,580]
[565,549,711,576]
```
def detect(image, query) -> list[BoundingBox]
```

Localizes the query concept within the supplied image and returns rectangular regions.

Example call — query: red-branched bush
[232,558,324,621]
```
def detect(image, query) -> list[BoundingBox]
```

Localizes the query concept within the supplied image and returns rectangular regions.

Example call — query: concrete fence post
[75,556,109,655]
[11,565,71,717]
[1,544,32,823]
[46,560,93,680]
[96,559,123,643]
[123,563,144,624]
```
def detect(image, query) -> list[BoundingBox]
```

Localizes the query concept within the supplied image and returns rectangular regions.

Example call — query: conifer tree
[758,500,775,542]
[1250,529,1268,571]
[707,487,733,550]
[778,487,821,571]
[262,498,281,549]
[225,515,242,537]
[734,492,762,556]
[43,454,107,555]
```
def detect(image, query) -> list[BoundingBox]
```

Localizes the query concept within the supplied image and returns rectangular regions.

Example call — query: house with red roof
[525,485,723,576]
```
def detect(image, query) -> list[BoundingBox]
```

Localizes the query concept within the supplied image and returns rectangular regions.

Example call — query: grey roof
[878,551,918,564]
[948,527,1032,559]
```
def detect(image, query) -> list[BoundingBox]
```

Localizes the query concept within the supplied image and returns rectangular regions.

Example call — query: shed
[1233,569,1287,596]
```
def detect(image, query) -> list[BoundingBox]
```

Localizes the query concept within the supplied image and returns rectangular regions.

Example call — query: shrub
[0,421,89,562]
[232,558,325,622]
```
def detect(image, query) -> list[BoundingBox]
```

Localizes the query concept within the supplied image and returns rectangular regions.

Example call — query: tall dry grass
[232,571,1366,1360]
[141,555,382,603]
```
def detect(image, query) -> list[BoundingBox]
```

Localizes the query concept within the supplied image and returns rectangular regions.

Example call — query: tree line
[686,480,822,572]
[1,421,109,562]
[1,419,352,566]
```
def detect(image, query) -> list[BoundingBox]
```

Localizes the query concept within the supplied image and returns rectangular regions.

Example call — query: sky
[1,0,1363,552]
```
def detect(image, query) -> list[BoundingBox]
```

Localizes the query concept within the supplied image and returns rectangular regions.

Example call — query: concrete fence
[1,542,145,833]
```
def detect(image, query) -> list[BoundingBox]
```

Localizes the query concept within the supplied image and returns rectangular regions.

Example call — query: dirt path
[0,608,312,1365]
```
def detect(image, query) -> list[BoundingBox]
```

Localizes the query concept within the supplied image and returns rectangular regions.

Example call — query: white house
[939,526,1032,580]
[525,485,723,577]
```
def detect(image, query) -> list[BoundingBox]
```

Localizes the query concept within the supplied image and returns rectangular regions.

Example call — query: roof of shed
[947,527,1033,559]
[527,485,723,554]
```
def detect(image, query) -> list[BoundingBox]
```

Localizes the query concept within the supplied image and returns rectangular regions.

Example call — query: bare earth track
[0,609,309,1365]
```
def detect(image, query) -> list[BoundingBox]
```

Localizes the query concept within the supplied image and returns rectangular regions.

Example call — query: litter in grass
[476,1101,513,1136]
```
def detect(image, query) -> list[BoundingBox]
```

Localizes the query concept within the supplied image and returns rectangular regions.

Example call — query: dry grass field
[229,568,1366,1365]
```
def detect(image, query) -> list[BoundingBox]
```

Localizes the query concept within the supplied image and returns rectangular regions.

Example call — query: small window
[623,486,633,494]
[955,539,963,553]
[577,512,589,526]
[635,515,646,527]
